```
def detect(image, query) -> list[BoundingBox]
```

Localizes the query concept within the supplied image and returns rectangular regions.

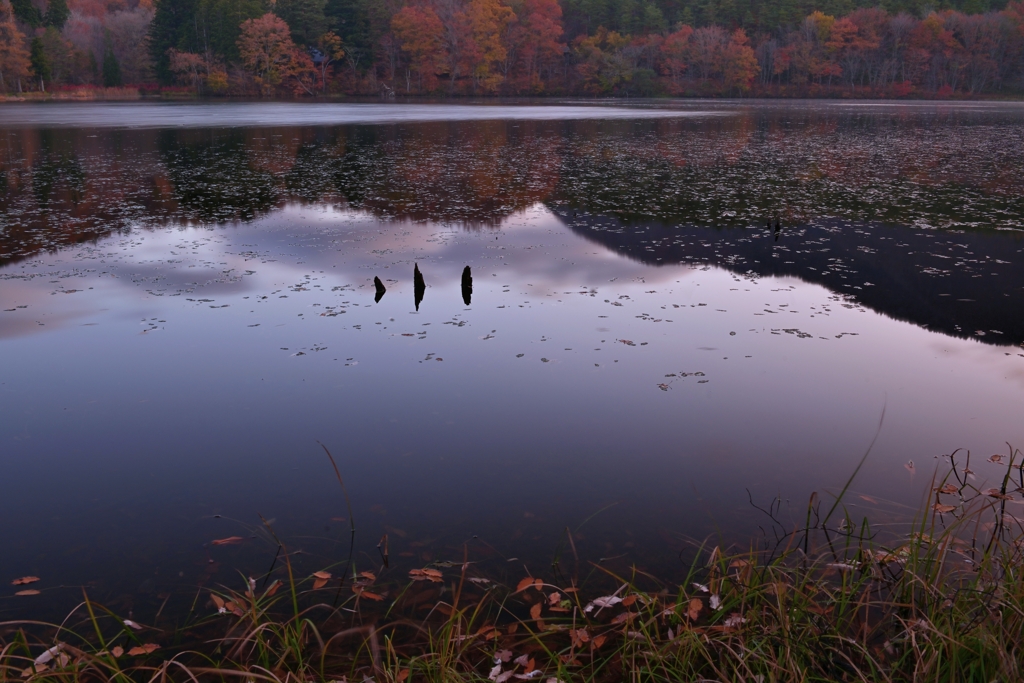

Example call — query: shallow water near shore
[1,100,1023,623]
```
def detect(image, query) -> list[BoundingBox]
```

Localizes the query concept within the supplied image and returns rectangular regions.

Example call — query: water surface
[1,101,1022,621]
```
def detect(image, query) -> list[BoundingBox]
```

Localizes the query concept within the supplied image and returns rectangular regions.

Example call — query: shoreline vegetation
[6,87,1024,101]
[3,0,1024,102]
[4,444,1023,682]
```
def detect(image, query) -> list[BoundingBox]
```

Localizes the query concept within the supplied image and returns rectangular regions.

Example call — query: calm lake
[1,100,1023,621]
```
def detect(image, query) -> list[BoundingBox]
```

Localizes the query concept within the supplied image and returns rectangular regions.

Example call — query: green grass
[3,446,1023,683]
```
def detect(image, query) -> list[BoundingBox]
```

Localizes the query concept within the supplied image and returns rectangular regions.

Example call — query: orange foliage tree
[660,23,692,91]
[505,0,563,92]
[464,0,514,91]
[0,0,31,92]
[721,28,758,92]
[237,13,307,95]
[392,4,446,92]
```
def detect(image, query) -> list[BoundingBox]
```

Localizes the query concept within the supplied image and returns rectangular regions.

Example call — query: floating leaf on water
[111,646,124,658]
[127,644,158,656]
[211,536,243,546]
[529,603,542,620]
[569,628,589,648]
[933,503,957,513]
[935,484,959,495]
[11,577,39,586]
[584,595,622,613]
[687,598,702,620]
[988,454,1006,464]
[982,488,1012,500]
[353,586,384,600]
[516,577,542,592]
[15,590,40,596]
[710,594,721,610]
[409,568,443,582]
[123,619,142,631]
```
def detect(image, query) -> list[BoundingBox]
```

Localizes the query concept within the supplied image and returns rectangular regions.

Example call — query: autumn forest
[1,0,1024,98]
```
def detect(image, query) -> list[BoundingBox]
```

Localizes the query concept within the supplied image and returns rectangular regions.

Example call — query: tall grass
[3,445,1022,682]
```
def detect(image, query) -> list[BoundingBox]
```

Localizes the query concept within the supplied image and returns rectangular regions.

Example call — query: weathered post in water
[461,266,472,306]
[413,264,425,311]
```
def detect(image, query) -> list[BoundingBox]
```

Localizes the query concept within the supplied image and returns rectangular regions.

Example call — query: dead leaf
[111,646,124,658]
[936,484,959,495]
[591,635,607,649]
[34,644,63,665]
[983,488,1013,500]
[621,595,637,607]
[584,595,622,613]
[211,594,225,610]
[529,603,542,620]
[396,669,410,683]
[687,598,702,620]
[547,591,560,606]
[495,649,512,663]
[15,590,40,596]
[127,644,158,656]
[409,568,443,583]
[988,454,1006,464]
[11,577,40,586]
[359,571,376,581]
[264,580,282,597]
[312,571,331,590]
[354,587,384,601]
[211,536,244,546]
[569,628,590,648]
[516,577,538,592]
[123,619,142,631]
[933,503,957,514]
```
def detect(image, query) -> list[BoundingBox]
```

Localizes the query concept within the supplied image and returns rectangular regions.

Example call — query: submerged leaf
[11,577,40,586]
[211,536,244,546]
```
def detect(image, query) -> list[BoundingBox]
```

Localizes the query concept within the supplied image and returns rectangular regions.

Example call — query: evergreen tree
[44,0,68,29]
[190,0,268,67]
[325,0,372,65]
[102,46,121,86]
[149,0,199,84]
[30,35,49,87]
[10,0,40,26]
[275,0,328,46]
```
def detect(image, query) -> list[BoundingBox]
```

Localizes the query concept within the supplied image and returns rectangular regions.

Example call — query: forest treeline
[1,0,1024,96]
